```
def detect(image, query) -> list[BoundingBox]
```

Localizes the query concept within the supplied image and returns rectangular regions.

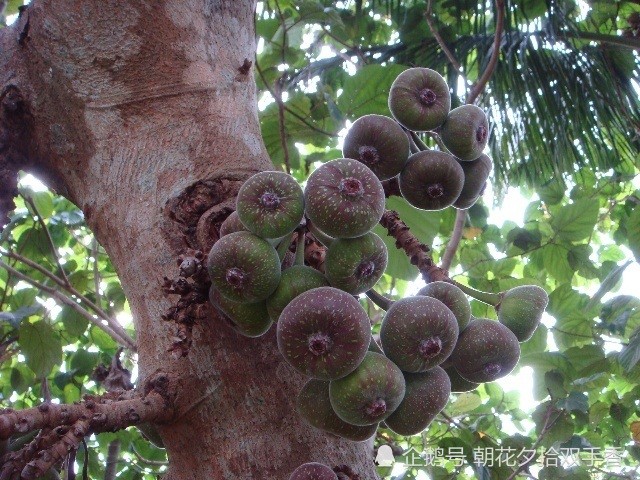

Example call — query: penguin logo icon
[375,445,395,467]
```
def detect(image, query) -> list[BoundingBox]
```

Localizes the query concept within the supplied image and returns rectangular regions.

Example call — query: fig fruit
[304,158,385,238]
[206,231,281,303]
[380,296,459,372]
[439,104,489,161]
[388,67,451,131]
[384,366,451,436]
[445,366,480,393]
[277,287,371,380]
[209,287,273,337]
[266,265,329,322]
[324,232,388,295]
[236,171,304,239]
[219,211,247,237]
[343,114,410,180]
[418,281,471,331]
[497,285,549,342]
[289,463,338,480]
[450,318,520,383]
[297,379,378,441]
[329,352,406,426]
[453,154,493,209]
[399,150,464,210]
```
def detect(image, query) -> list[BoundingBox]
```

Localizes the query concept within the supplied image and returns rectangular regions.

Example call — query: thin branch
[104,440,120,480]
[440,209,466,272]
[130,445,168,466]
[274,78,292,174]
[0,259,136,350]
[22,195,71,287]
[466,0,505,104]
[425,0,463,72]
[365,289,393,311]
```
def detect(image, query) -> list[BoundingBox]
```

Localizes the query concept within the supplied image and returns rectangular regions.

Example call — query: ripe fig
[277,287,371,380]
[388,68,451,131]
[384,366,451,436]
[289,463,338,480]
[209,287,273,337]
[399,150,464,210]
[207,231,281,303]
[329,352,406,426]
[380,296,459,372]
[453,154,493,209]
[368,336,384,354]
[444,366,480,393]
[324,232,388,295]
[343,114,410,181]
[236,170,304,239]
[497,285,549,342]
[439,104,489,161]
[297,379,378,441]
[219,211,246,237]
[418,281,471,331]
[450,318,520,383]
[266,265,329,322]
[304,158,385,238]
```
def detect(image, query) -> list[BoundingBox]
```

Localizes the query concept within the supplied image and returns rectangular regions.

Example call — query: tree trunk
[0,1,378,478]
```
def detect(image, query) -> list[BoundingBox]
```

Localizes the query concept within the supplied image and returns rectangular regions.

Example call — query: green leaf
[59,305,89,337]
[449,392,481,415]
[550,198,599,242]
[0,304,42,328]
[626,207,640,262]
[337,64,406,118]
[540,243,573,283]
[619,329,640,372]
[18,321,62,378]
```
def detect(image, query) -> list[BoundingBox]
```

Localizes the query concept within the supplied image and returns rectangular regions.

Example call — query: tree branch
[440,209,466,272]
[425,0,463,72]
[0,258,136,351]
[104,440,120,480]
[378,210,448,283]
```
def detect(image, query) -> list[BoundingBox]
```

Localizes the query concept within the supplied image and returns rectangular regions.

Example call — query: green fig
[399,150,464,210]
[384,366,451,436]
[266,265,329,322]
[418,281,471,331]
[209,287,273,337]
[450,318,520,383]
[277,287,371,380]
[380,296,459,372]
[207,231,281,303]
[497,285,549,342]
[219,211,247,237]
[304,158,385,238]
[236,170,304,239]
[439,104,489,161]
[324,232,388,295]
[453,154,493,209]
[297,379,378,441]
[343,114,410,180]
[388,68,451,131]
[329,352,406,426]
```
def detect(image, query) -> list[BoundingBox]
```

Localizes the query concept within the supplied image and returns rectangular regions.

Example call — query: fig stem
[453,281,501,306]
[425,131,452,155]
[294,230,305,266]
[365,289,394,311]
[275,234,292,264]
[409,131,429,151]
[405,130,420,154]
[306,219,333,247]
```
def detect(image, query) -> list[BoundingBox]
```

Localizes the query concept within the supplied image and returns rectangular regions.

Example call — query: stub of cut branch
[379,210,449,283]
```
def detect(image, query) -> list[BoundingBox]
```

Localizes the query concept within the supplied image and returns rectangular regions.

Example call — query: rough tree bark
[0,1,378,478]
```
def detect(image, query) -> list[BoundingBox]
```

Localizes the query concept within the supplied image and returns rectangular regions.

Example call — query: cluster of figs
[205,67,549,480]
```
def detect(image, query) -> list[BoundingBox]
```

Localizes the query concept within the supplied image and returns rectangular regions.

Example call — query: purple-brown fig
[439,104,489,161]
[380,296,459,372]
[399,150,464,210]
[453,154,493,209]
[266,265,329,322]
[209,287,272,338]
[277,287,371,380]
[343,114,410,180]
[384,366,451,436]
[304,158,385,238]
[450,318,520,383]
[206,231,281,303]
[388,68,451,131]
[445,366,480,393]
[324,232,387,295]
[236,171,304,239]
[289,463,338,480]
[329,352,406,426]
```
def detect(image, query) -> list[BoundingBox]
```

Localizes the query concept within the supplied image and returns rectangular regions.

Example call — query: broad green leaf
[619,329,640,372]
[337,64,406,118]
[59,305,89,337]
[449,392,481,415]
[627,207,640,262]
[550,198,599,242]
[18,321,62,378]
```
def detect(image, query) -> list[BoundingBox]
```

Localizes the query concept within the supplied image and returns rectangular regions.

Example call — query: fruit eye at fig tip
[259,191,281,209]
[419,88,437,106]
[339,177,365,198]
[225,267,246,287]
[426,183,445,199]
